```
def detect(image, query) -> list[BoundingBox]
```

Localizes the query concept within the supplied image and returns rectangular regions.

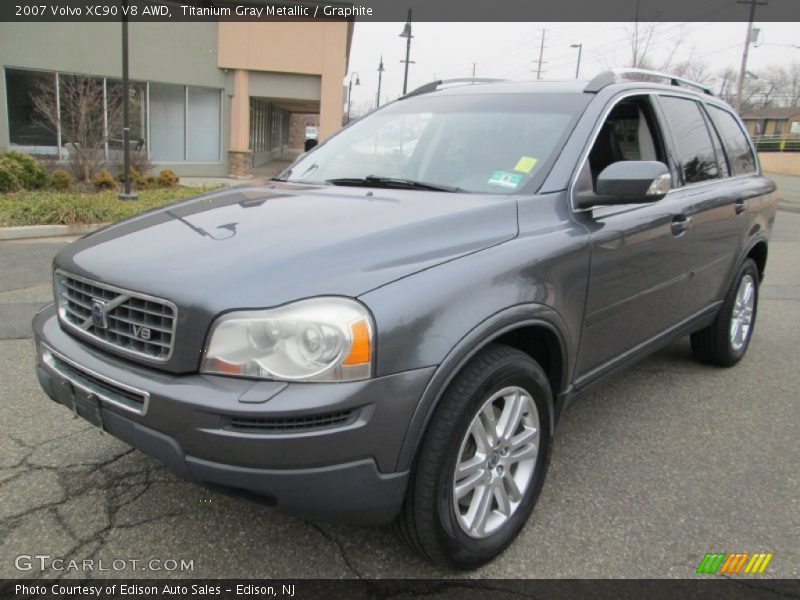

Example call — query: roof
[741,107,800,120]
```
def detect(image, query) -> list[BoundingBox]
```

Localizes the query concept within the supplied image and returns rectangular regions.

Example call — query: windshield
[282,92,590,194]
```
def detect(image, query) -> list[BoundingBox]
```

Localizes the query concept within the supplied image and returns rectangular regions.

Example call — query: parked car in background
[33,70,778,568]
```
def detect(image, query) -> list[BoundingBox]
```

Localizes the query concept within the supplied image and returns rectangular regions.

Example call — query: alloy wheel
[452,386,539,539]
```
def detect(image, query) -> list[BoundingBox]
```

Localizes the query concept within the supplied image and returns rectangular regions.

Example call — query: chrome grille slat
[106,313,172,334]
[94,326,172,348]
[54,270,177,362]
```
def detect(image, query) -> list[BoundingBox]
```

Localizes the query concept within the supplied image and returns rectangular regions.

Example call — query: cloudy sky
[345,21,799,112]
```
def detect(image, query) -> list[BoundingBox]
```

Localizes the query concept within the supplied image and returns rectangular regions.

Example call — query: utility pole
[736,0,768,113]
[376,56,385,108]
[399,10,414,95]
[471,61,477,78]
[632,0,640,67]
[118,0,136,200]
[535,29,547,79]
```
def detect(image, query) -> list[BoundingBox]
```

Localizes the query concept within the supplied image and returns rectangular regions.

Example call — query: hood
[56,183,519,313]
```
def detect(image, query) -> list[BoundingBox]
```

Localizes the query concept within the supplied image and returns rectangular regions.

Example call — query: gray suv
[33,69,778,569]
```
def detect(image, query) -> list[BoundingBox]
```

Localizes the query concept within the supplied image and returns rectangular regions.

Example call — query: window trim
[568,89,761,214]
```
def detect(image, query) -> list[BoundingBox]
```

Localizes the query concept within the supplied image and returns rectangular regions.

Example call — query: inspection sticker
[513,156,538,173]
[488,170,523,189]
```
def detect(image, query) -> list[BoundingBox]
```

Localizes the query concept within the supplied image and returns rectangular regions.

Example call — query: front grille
[227,410,358,433]
[54,270,177,362]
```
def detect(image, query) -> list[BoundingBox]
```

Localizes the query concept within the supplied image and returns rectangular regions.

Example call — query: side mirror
[576,161,671,209]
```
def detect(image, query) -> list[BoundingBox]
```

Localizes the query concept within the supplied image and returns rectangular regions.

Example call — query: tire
[393,344,553,569]
[691,258,759,367]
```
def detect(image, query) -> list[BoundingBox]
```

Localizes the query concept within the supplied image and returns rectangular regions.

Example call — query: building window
[187,86,221,161]
[149,83,185,162]
[106,79,147,153]
[5,68,58,149]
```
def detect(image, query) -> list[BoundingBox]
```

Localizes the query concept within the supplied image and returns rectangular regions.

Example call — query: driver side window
[576,96,668,195]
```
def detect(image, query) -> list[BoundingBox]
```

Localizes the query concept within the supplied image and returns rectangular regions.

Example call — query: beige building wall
[758,152,800,175]
[218,21,350,144]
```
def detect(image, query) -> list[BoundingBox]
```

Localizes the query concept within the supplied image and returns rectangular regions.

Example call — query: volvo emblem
[90,300,108,329]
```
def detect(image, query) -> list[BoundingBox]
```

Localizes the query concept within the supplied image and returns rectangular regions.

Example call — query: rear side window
[658,96,722,185]
[707,106,757,176]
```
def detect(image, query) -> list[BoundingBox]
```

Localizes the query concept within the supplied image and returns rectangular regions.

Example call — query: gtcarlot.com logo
[14,554,194,573]
[696,552,774,574]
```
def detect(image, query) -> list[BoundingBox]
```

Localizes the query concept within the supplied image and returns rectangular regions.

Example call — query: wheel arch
[394,304,571,472]
[746,239,768,281]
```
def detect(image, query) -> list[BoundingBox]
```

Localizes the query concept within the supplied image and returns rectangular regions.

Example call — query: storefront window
[5,68,58,149]
[187,86,221,161]
[149,83,185,161]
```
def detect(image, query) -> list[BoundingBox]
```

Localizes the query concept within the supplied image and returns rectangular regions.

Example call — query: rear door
[655,95,759,314]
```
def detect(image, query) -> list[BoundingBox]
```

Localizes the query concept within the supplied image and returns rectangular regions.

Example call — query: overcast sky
[345,21,800,112]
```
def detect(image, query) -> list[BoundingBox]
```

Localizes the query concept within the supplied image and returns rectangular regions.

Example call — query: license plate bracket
[71,386,104,430]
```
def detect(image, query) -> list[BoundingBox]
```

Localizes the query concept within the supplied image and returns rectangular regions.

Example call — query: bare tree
[32,75,122,181]
[785,62,800,106]
[669,56,714,85]
[624,22,661,69]
[715,67,763,112]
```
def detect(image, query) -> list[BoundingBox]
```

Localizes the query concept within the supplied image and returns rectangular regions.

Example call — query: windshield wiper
[325,176,461,193]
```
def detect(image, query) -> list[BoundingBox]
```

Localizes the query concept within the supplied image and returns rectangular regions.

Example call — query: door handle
[735,198,748,215]
[671,215,692,236]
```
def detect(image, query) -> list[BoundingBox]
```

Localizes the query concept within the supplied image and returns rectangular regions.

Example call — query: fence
[752,134,800,153]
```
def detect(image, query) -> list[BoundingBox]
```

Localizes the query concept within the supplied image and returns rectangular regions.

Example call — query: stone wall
[228,150,252,178]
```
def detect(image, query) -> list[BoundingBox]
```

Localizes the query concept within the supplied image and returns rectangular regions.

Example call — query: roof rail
[584,68,715,96]
[403,77,508,98]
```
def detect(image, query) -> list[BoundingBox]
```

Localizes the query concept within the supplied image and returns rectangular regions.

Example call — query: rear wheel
[691,258,759,367]
[393,344,553,569]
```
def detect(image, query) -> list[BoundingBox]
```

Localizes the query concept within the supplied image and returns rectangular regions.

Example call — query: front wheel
[393,344,553,569]
[691,258,760,367]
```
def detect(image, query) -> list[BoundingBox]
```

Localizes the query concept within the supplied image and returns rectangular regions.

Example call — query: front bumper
[33,306,434,524]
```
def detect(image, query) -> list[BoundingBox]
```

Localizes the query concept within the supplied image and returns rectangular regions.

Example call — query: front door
[573,94,694,381]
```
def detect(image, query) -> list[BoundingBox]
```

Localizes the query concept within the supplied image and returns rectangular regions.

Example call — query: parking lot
[1,186,798,580]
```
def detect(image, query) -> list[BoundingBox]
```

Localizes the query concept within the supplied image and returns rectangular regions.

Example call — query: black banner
[1,0,799,23]
[2,579,800,600]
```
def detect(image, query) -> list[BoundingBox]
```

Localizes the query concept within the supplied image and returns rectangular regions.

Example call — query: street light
[570,43,583,79]
[376,56,385,108]
[118,0,137,200]
[399,9,414,95]
[346,72,360,123]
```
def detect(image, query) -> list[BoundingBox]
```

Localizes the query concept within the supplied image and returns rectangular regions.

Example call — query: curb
[0,223,106,241]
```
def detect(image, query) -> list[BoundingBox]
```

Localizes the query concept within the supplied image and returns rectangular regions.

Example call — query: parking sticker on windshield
[488,170,523,189]
[514,156,538,173]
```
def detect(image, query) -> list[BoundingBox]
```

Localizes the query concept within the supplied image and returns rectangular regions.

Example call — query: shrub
[0,161,21,193]
[141,175,159,190]
[0,151,47,189]
[157,169,179,188]
[49,169,73,191]
[114,148,151,179]
[92,169,117,190]
[0,186,220,226]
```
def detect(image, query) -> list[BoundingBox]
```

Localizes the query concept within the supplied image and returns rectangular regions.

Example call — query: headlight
[201,297,374,382]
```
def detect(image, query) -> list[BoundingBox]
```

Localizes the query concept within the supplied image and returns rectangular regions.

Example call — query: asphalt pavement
[1,181,798,580]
